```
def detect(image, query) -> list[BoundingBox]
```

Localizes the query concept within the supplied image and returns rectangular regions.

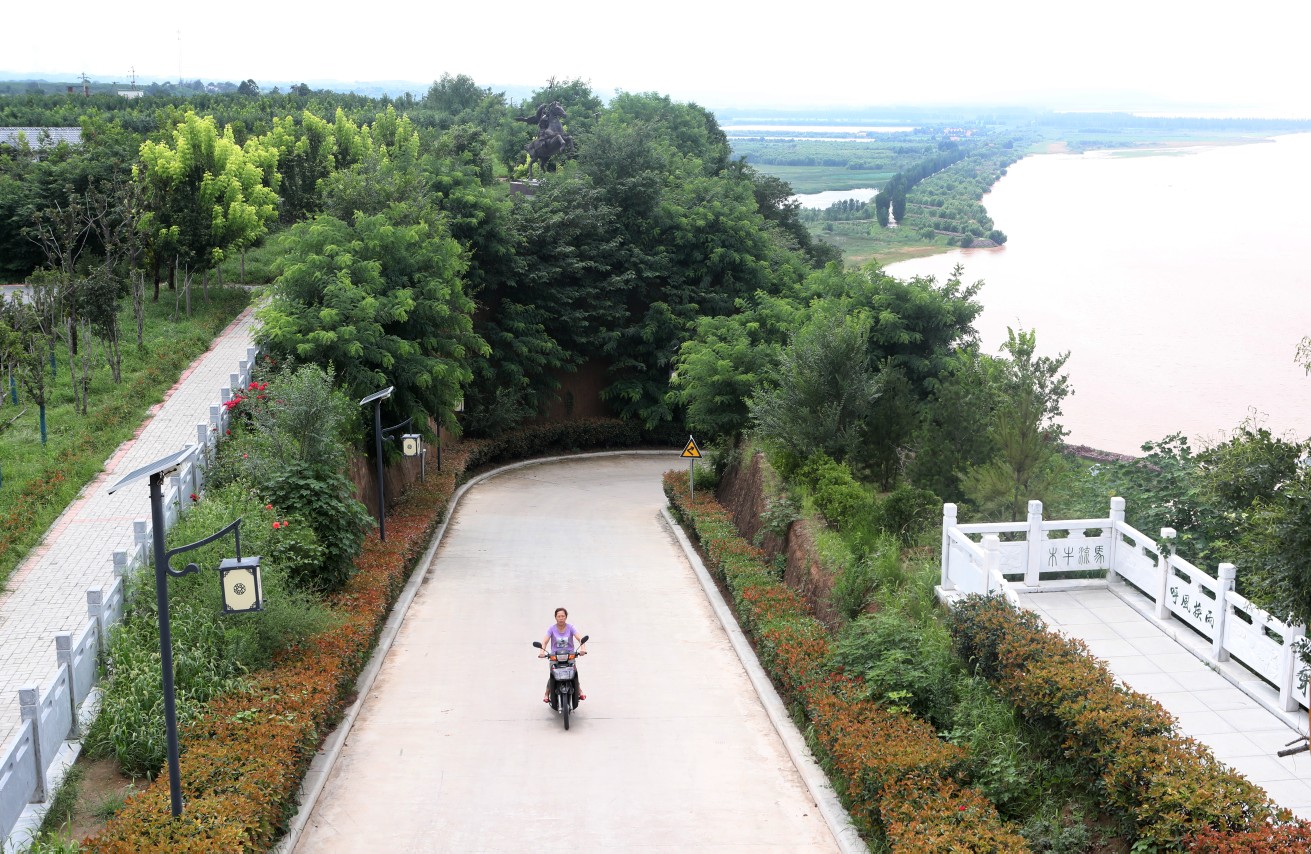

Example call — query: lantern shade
[401,434,421,457]
[219,556,263,613]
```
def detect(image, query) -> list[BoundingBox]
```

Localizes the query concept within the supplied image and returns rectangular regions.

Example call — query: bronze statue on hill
[516,101,574,179]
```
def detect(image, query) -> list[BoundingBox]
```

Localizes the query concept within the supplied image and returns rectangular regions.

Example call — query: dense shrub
[948,594,1297,848]
[832,611,959,725]
[663,469,1025,851]
[829,532,899,621]
[795,452,872,531]
[874,483,940,544]
[213,364,372,593]
[1186,821,1311,852]
[462,417,649,471]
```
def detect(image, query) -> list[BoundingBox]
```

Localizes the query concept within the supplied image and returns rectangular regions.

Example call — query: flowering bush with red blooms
[664,470,1025,851]
[948,595,1307,849]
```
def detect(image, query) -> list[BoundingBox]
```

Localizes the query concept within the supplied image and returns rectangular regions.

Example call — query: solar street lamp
[360,386,394,541]
[109,447,262,817]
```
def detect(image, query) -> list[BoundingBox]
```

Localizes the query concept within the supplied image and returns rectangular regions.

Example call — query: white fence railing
[940,496,1310,714]
[0,346,257,849]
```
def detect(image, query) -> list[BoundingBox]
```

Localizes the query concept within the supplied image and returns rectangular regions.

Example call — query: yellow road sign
[681,436,702,459]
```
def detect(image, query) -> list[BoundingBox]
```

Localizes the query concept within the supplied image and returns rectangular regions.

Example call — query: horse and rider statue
[516,100,575,179]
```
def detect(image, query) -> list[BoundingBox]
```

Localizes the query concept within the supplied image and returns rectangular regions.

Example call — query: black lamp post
[109,447,262,818]
[359,387,394,541]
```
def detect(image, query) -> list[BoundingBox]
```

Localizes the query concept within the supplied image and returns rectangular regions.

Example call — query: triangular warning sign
[681,436,702,458]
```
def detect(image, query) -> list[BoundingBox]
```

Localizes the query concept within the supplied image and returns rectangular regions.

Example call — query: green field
[758,166,895,194]
[808,221,952,268]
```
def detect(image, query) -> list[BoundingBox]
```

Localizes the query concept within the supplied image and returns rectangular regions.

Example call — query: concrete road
[294,454,840,853]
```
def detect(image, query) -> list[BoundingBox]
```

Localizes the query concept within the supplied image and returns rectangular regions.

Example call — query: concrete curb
[275,449,677,853]
[660,507,866,854]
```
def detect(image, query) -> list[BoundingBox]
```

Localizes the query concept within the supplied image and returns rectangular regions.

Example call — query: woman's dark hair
[554,607,568,618]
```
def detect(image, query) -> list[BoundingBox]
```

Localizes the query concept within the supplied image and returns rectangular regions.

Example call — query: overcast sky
[8,1,1310,116]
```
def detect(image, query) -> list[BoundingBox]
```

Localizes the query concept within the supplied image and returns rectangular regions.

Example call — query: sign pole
[681,435,702,503]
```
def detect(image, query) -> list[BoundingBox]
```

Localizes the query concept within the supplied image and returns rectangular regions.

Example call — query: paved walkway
[0,307,257,752]
[1021,585,1311,819]
[292,456,845,852]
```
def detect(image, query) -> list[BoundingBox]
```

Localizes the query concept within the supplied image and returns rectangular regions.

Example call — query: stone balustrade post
[18,686,46,802]
[940,503,957,591]
[983,534,1002,595]
[87,589,105,646]
[54,634,78,737]
[1155,528,1176,620]
[1279,624,1307,713]
[1025,500,1044,587]
[1212,563,1236,662]
[1107,497,1125,581]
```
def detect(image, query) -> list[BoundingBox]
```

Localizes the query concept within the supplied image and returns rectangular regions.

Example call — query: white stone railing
[940,496,1310,714]
[1,347,257,849]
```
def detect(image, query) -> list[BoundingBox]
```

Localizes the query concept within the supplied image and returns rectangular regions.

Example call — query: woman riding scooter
[540,607,587,705]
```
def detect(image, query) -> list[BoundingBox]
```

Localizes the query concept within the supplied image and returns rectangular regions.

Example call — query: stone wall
[350,418,449,517]
[716,449,844,631]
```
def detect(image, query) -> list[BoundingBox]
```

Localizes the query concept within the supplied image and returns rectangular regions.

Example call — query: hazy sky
[8,1,1310,116]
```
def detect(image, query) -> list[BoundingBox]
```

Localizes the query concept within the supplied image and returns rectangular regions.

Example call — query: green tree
[670,313,780,442]
[907,349,1001,500]
[256,207,486,435]
[422,73,504,131]
[749,307,882,475]
[5,299,52,443]
[137,111,279,300]
[961,328,1071,521]
[1241,472,1311,649]
[261,110,339,224]
[800,262,983,401]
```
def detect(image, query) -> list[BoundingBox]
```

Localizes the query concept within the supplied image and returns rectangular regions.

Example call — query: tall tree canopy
[137,111,279,282]
[256,207,487,432]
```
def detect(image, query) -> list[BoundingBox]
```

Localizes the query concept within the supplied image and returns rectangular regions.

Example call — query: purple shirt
[547,622,580,654]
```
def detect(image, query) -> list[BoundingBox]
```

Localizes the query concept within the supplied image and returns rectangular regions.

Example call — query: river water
[793,187,880,208]
[885,134,1311,456]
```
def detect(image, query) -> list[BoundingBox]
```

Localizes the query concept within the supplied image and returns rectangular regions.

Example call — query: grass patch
[0,286,250,588]
[36,764,85,838]
[215,229,295,286]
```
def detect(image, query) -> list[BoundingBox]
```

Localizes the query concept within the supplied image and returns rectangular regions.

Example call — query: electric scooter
[533,635,589,730]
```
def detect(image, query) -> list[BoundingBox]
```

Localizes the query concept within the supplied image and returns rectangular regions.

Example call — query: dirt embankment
[715,450,843,631]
